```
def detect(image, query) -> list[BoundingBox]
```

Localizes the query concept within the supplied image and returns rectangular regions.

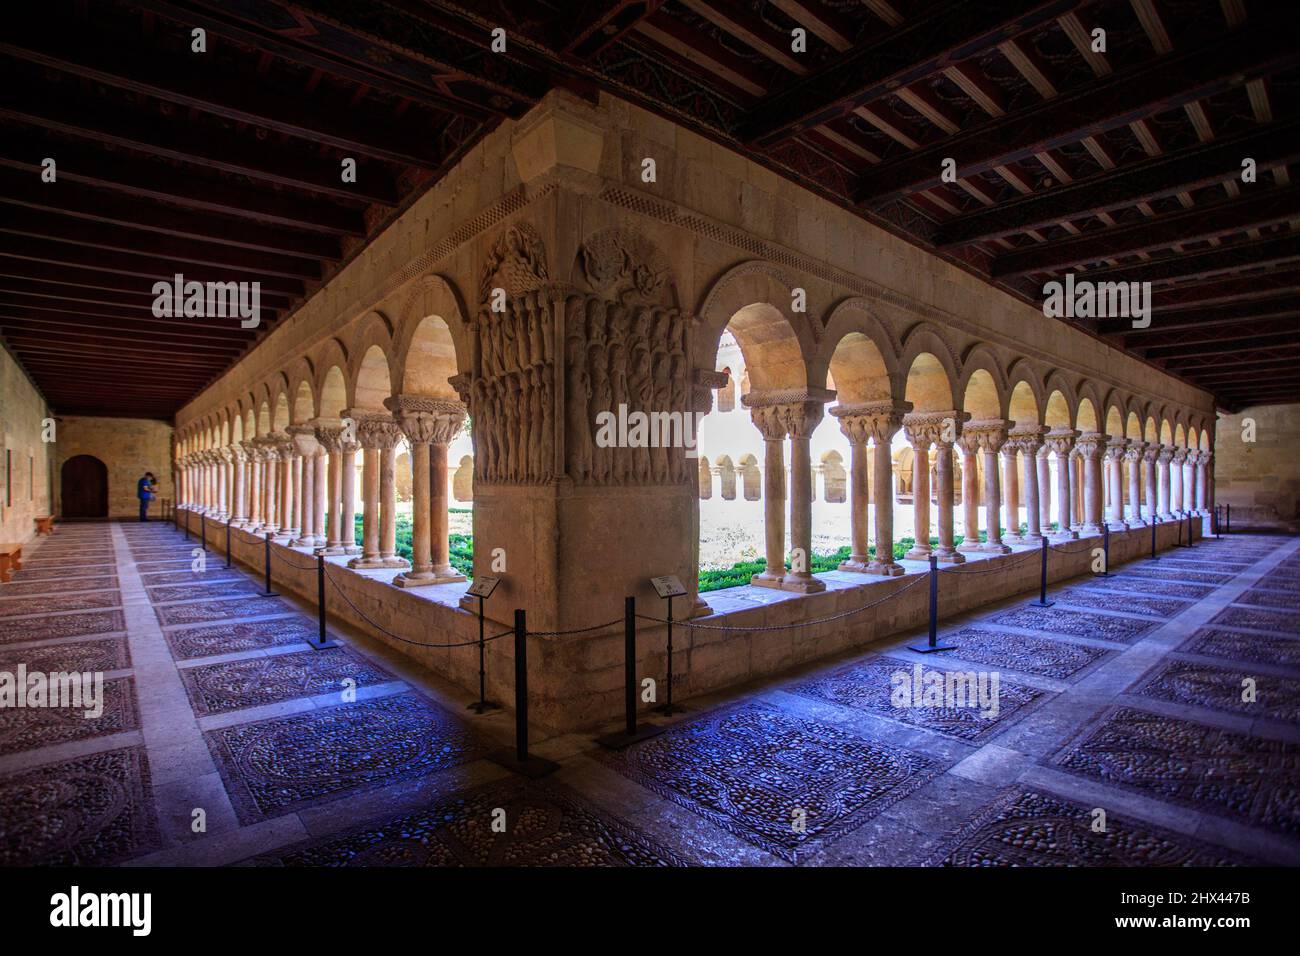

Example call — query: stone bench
[35,516,53,535]
[0,543,22,583]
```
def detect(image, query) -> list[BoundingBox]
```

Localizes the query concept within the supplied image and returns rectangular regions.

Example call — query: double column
[1125,441,1147,526]
[348,414,410,570]
[273,433,298,542]
[1194,451,1211,514]
[831,401,909,577]
[1009,425,1047,543]
[386,395,466,587]
[289,425,324,548]
[746,394,831,591]
[1143,444,1159,524]
[903,411,967,564]
[1171,448,1187,514]
[1045,428,1078,540]
[1075,433,1108,534]
[1156,444,1174,520]
[1104,437,1129,530]
[957,419,1013,555]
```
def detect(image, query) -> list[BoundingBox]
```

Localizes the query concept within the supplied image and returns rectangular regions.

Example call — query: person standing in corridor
[137,472,157,522]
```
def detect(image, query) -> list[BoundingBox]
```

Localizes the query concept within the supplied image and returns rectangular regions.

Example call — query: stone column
[230,446,247,527]
[247,445,264,531]
[1125,441,1146,526]
[262,441,281,536]
[1157,444,1174,520]
[1070,449,1084,529]
[1011,426,1046,542]
[1037,445,1051,532]
[1046,428,1078,540]
[867,402,909,575]
[933,437,964,564]
[315,425,344,554]
[1143,444,1159,525]
[289,426,321,548]
[1076,434,1107,534]
[973,421,1011,554]
[275,435,297,541]
[956,431,982,554]
[903,418,933,561]
[1171,448,1186,514]
[312,446,328,545]
[1195,451,1211,513]
[831,408,872,572]
[215,449,231,520]
[339,429,362,556]
[1001,443,1021,544]
[1105,438,1129,530]
[749,404,789,588]
[1186,451,1200,515]
[387,396,466,587]
[783,401,826,591]
[349,417,408,569]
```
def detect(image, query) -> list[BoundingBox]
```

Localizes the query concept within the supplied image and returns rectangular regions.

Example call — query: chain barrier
[270,548,319,572]
[636,572,927,632]
[321,563,513,649]
[940,547,1041,575]
[523,618,624,638]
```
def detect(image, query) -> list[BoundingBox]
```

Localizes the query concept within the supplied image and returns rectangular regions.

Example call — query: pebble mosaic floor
[0,520,1297,867]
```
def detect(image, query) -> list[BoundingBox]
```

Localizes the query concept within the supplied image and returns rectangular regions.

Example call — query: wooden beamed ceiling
[2,0,1297,420]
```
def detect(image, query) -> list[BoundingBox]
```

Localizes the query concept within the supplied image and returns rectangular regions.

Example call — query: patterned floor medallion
[1234,588,1300,611]
[205,692,484,824]
[0,677,140,757]
[0,610,127,645]
[1180,628,1300,668]
[246,778,691,867]
[0,576,120,597]
[147,581,265,604]
[599,701,943,863]
[1053,588,1192,618]
[929,788,1254,866]
[180,647,395,715]
[0,592,121,618]
[164,617,317,660]
[1085,577,1215,600]
[986,606,1159,643]
[916,627,1113,680]
[1210,606,1300,633]
[0,746,161,866]
[155,597,295,627]
[1054,706,1300,836]
[1133,659,1300,723]
[791,655,1046,740]
[0,637,131,673]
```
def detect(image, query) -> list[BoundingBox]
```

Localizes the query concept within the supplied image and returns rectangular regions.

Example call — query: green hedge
[353,514,473,576]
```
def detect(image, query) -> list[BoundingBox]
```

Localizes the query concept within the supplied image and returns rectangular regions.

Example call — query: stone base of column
[837,556,873,573]
[867,560,905,576]
[1106,519,1129,532]
[934,548,965,564]
[1051,529,1078,541]
[750,571,785,589]
[1002,534,1023,546]
[393,567,466,588]
[348,555,410,570]
[690,596,713,618]
[780,572,826,593]
[957,540,983,553]
[290,533,318,548]
[903,545,931,561]
[271,530,296,545]
[1127,517,1148,527]
[981,542,1013,554]
[319,545,347,556]
[342,545,363,556]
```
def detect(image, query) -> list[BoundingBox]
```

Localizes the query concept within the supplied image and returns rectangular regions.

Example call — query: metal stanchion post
[1150,517,1158,560]
[1226,503,1231,534]
[200,513,206,552]
[910,554,955,653]
[1099,523,1111,576]
[488,609,559,778]
[183,510,190,541]
[1028,536,1054,607]
[1187,511,1194,548]
[654,594,682,715]
[262,532,276,596]
[596,596,664,749]
[225,520,232,569]
[307,550,338,650]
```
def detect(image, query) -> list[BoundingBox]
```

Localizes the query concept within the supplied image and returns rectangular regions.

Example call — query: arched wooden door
[61,455,108,518]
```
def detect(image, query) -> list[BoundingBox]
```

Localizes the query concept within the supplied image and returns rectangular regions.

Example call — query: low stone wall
[177,509,1209,733]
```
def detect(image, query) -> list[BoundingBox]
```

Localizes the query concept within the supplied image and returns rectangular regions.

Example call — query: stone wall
[0,346,53,542]
[54,417,175,519]
[1214,403,1300,531]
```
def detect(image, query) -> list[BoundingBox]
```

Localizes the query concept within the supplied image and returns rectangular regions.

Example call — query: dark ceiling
[2,0,1297,419]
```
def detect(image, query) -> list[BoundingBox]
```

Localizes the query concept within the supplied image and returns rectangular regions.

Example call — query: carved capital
[1124,440,1146,463]
[830,401,912,445]
[1172,447,1188,465]
[1157,443,1175,464]
[286,424,320,459]
[355,414,404,451]
[1008,424,1047,454]
[1104,437,1129,462]
[903,410,963,449]
[385,395,466,446]
[1075,433,1109,461]
[780,401,823,440]
[1044,426,1078,457]
[749,404,788,442]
